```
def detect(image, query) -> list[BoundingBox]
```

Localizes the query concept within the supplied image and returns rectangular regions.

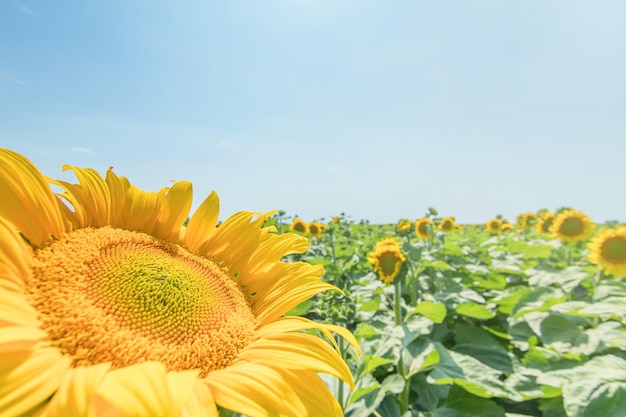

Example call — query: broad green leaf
[402,338,440,378]
[412,301,447,324]
[538,314,600,355]
[430,386,506,417]
[527,266,588,294]
[503,239,555,260]
[511,287,566,319]
[456,302,495,319]
[428,343,511,399]
[360,355,393,376]
[539,354,626,417]
[381,373,405,395]
[521,346,584,372]
[453,323,513,374]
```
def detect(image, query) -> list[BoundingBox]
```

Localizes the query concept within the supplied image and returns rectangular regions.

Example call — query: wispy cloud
[219,140,243,150]
[69,147,93,154]
[0,72,26,86]
[18,5,33,15]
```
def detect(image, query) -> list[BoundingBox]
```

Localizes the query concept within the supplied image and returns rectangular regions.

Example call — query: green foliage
[288,215,624,417]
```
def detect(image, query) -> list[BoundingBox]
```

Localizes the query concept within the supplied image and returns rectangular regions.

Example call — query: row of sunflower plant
[278,208,626,417]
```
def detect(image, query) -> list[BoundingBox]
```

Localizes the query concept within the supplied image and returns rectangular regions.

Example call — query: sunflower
[367,238,406,284]
[0,149,359,417]
[485,219,501,234]
[395,219,413,236]
[308,221,323,238]
[537,212,555,234]
[439,216,456,233]
[588,227,626,277]
[552,209,595,243]
[415,217,431,239]
[501,223,514,233]
[289,217,308,234]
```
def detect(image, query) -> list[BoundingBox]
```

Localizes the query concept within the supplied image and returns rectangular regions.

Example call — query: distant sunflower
[439,216,456,233]
[289,218,308,234]
[501,223,514,233]
[552,209,595,242]
[396,219,413,235]
[308,221,324,238]
[332,216,340,224]
[0,149,358,417]
[486,219,501,234]
[588,227,626,277]
[537,213,555,234]
[415,217,431,239]
[367,238,406,284]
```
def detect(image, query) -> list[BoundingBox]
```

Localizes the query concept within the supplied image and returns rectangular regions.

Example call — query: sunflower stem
[337,336,345,408]
[393,278,410,414]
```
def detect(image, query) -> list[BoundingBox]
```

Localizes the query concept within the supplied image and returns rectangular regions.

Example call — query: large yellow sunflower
[0,149,359,417]
[289,217,308,234]
[588,227,626,277]
[551,209,595,243]
[439,216,456,233]
[414,217,431,240]
[367,238,406,284]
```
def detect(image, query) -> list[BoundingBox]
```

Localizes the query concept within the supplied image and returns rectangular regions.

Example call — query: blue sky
[1,1,625,224]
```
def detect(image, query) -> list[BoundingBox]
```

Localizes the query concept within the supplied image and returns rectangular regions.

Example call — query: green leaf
[360,355,393,376]
[511,287,566,319]
[381,373,406,395]
[456,302,495,319]
[432,386,506,417]
[453,323,513,374]
[429,343,512,399]
[527,266,589,294]
[538,314,600,355]
[402,337,440,378]
[413,301,447,324]
[285,300,313,316]
[539,354,626,417]
[503,239,554,260]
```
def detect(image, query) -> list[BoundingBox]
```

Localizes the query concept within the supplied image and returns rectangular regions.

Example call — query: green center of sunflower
[601,237,626,263]
[418,223,429,235]
[27,226,256,377]
[542,218,554,233]
[294,222,305,232]
[559,217,584,236]
[310,225,319,234]
[442,221,452,230]
[380,252,400,276]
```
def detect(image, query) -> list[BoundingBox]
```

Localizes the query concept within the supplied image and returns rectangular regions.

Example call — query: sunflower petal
[41,363,111,417]
[239,332,355,389]
[205,363,307,417]
[60,166,111,228]
[181,381,218,417]
[0,149,66,247]
[184,190,220,253]
[105,167,131,227]
[121,185,161,232]
[96,362,199,417]
[0,289,40,327]
[0,345,71,417]
[0,216,33,293]
[278,369,343,416]
[154,180,192,242]
[0,326,47,354]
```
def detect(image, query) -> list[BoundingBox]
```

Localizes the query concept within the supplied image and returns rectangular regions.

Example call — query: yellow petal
[96,362,199,417]
[60,165,111,227]
[205,363,306,417]
[0,326,47,354]
[0,216,33,293]
[239,332,355,389]
[121,185,161,232]
[41,363,111,417]
[0,346,71,417]
[0,149,66,247]
[184,190,220,253]
[256,316,361,357]
[181,381,218,417]
[277,369,343,416]
[0,289,41,327]
[105,167,130,227]
[154,180,192,242]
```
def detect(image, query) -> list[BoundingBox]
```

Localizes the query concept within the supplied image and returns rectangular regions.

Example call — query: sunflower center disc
[419,223,428,234]
[560,217,584,236]
[380,252,399,275]
[27,226,256,376]
[602,237,626,263]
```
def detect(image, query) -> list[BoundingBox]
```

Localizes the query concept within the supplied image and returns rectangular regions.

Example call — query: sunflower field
[274,210,626,417]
